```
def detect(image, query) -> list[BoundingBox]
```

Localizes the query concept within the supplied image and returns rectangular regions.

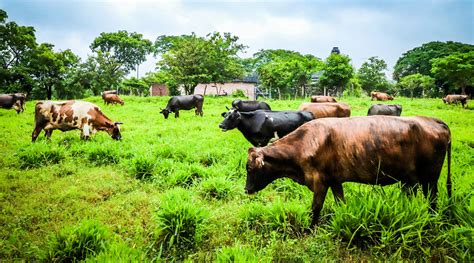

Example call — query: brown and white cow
[298,102,350,118]
[310,95,337,103]
[245,116,452,227]
[371,91,394,101]
[103,93,124,105]
[32,100,122,142]
[442,94,468,108]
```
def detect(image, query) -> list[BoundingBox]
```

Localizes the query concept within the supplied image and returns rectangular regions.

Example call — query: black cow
[160,94,204,119]
[219,109,314,146]
[367,104,402,116]
[231,99,271,112]
[0,93,26,114]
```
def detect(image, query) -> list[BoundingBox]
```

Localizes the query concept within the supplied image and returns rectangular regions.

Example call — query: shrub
[46,220,110,262]
[154,188,208,256]
[129,155,156,180]
[232,89,246,98]
[198,176,235,200]
[17,143,66,169]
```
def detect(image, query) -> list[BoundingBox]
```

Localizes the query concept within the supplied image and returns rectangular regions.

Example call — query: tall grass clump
[198,176,236,200]
[86,145,122,166]
[154,188,208,257]
[238,200,310,237]
[328,188,472,260]
[45,220,110,262]
[129,155,156,180]
[85,241,146,262]
[17,143,65,169]
[215,244,261,262]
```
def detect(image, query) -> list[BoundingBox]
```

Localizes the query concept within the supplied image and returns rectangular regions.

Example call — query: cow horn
[226,106,230,110]
[114,122,123,125]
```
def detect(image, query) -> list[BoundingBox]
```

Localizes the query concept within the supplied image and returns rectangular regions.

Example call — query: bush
[46,220,110,262]
[129,155,156,180]
[232,89,246,98]
[154,188,208,256]
[17,143,66,169]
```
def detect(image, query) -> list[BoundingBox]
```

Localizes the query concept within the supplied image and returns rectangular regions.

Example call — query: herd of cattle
[0,90,468,226]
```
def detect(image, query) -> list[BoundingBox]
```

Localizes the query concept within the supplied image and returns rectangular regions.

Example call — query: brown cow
[298,102,350,118]
[32,100,122,141]
[442,94,468,108]
[103,93,124,105]
[310,95,337,103]
[245,116,452,227]
[371,92,394,101]
[0,93,26,113]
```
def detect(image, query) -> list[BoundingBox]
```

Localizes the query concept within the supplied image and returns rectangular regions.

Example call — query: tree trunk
[277,88,281,100]
[47,84,52,100]
[461,86,466,95]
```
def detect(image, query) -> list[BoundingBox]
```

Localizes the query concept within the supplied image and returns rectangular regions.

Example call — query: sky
[1,0,473,78]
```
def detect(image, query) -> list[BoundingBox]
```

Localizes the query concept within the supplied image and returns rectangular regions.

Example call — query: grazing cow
[310,95,337,103]
[371,92,394,101]
[231,99,271,112]
[103,93,124,105]
[160,94,204,119]
[442,94,468,108]
[245,116,451,227]
[32,100,122,142]
[0,93,26,113]
[368,104,402,116]
[298,102,350,118]
[219,109,314,146]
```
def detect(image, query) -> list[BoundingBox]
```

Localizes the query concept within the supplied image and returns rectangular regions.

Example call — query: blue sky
[1,0,473,78]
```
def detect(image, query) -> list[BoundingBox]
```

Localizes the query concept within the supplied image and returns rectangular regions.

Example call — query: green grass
[0,95,473,261]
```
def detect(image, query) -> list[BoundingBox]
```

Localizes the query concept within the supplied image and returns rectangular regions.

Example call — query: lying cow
[103,93,124,105]
[371,92,394,101]
[160,94,204,119]
[442,94,468,108]
[232,99,271,112]
[310,95,337,103]
[368,104,402,116]
[0,93,26,113]
[298,102,350,118]
[32,100,122,142]
[245,116,451,227]
[219,109,314,146]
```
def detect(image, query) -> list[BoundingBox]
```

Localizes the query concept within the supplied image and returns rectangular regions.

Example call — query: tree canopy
[431,51,474,95]
[396,73,437,98]
[318,53,354,96]
[357,56,389,93]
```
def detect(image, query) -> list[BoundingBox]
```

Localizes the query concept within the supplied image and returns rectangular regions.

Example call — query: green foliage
[120,77,149,96]
[154,188,208,255]
[85,241,146,262]
[397,73,437,98]
[357,56,389,93]
[46,220,110,262]
[232,89,246,98]
[318,53,354,96]
[16,143,65,169]
[155,32,245,95]
[216,244,260,262]
[86,145,122,166]
[431,51,474,94]
[198,176,236,200]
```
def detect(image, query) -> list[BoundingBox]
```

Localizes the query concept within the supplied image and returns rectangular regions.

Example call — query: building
[149,83,169,96]
[193,75,259,99]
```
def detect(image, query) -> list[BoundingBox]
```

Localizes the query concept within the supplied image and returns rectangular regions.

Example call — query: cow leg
[44,129,53,140]
[310,183,329,228]
[32,125,44,142]
[331,184,345,203]
[175,111,179,118]
[422,181,438,211]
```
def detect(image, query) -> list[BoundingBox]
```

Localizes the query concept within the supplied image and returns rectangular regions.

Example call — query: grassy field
[0,96,473,261]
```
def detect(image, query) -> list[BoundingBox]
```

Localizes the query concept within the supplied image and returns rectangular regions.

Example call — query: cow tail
[446,138,452,199]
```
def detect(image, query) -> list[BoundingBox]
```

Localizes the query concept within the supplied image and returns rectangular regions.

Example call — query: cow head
[108,122,122,140]
[160,109,171,119]
[218,109,241,131]
[12,100,22,114]
[245,147,276,194]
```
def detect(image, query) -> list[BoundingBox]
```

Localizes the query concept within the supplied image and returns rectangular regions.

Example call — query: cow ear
[248,147,264,169]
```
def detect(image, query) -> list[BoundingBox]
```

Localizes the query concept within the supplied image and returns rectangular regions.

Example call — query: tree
[357,56,389,93]
[90,31,152,88]
[431,51,474,95]
[318,53,354,96]
[142,71,179,96]
[0,8,37,94]
[120,77,149,96]
[155,32,246,95]
[397,73,436,98]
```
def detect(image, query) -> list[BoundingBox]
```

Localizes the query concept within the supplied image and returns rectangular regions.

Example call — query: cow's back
[299,102,350,118]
